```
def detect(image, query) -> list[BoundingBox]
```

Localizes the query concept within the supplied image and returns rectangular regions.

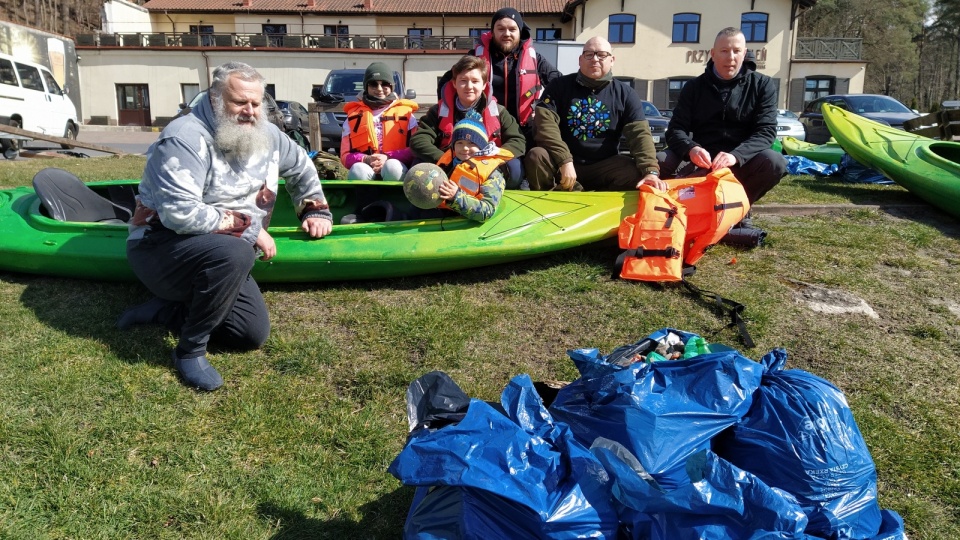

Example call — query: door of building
[117,84,151,126]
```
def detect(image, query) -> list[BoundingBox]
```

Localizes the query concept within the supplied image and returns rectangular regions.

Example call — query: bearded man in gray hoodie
[117,62,333,391]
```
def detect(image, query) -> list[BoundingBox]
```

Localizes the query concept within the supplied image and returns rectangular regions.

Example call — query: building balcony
[76,32,478,51]
[794,37,862,61]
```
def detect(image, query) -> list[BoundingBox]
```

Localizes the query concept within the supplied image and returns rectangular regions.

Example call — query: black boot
[116,297,176,330]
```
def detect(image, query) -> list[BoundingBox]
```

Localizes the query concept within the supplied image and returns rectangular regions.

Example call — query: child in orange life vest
[436,113,514,222]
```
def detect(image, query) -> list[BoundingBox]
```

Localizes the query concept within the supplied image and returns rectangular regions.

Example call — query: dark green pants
[524,147,640,191]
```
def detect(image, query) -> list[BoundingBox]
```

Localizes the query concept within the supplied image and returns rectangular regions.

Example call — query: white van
[0,53,79,154]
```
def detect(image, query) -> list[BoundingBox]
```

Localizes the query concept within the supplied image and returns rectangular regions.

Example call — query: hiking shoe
[174,353,223,391]
[117,297,173,330]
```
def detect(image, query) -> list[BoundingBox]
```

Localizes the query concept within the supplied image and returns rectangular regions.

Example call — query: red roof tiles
[141,0,571,15]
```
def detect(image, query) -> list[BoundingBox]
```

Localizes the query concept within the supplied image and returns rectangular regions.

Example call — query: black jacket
[665,58,779,165]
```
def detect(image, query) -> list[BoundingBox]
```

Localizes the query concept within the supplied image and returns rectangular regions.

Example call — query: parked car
[659,108,673,118]
[312,68,416,153]
[776,109,805,142]
[0,52,80,154]
[641,101,668,150]
[620,101,668,153]
[275,99,310,136]
[173,91,285,132]
[799,94,919,144]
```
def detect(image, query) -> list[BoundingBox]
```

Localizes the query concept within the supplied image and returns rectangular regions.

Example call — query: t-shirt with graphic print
[536,73,646,165]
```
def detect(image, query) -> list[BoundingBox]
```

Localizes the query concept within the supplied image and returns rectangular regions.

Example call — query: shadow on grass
[261,240,622,296]
[10,273,177,367]
[258,486,415,539]
[5,241,623,365]
[778,176,960,239]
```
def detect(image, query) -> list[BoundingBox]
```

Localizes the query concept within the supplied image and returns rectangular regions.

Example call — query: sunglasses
[368,81,393,89]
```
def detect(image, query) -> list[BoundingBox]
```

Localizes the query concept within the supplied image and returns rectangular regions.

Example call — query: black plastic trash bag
[388,372,620,539]
[592,439,810,539]
[713,349,898,539]
[549,329,763,491]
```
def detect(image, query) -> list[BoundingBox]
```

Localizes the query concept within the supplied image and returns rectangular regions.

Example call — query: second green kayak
[822,103,960,218]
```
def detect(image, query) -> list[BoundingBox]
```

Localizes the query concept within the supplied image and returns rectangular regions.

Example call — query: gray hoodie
[129,93,331,244]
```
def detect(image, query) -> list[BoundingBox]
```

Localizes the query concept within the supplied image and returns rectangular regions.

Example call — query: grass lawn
[1,156,958,538]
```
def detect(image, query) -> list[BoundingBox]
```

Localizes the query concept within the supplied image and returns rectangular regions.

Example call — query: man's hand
[636,173,667,191]
[302,217,332,239]
[710,151,737,170]
[438,179,459,201]
[256,228,277,261]
[689,146,712,169]
[558,162,578,191]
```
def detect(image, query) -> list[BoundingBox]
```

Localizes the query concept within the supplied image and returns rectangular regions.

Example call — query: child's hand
[438,179,459,200]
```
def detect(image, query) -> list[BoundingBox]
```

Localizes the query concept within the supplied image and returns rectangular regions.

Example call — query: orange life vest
[617,168,750,281]
[343,99,418,156]
[436,148,513,210]
[436,82,502,150]
[475,32,542,126]
[617,184,688,282]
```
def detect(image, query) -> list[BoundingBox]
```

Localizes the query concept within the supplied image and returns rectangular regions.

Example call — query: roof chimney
[306,0,315,6]
[242,0,251,6]
[363,0,372,9]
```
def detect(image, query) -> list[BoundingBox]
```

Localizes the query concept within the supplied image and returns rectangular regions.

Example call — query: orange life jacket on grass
[343,99,418,155]
[617,168,755,348]
[617,168,749,282]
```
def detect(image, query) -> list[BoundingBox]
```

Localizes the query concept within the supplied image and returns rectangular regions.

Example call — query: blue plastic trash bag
[836,154,893,184]
[592,439,810,539]
[549,329,763,491]
[786,155,840,176]
[713,349,885,539]
[388,372,620,539]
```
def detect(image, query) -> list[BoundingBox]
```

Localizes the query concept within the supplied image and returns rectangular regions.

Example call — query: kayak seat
[32,167,133,224]
[339,200,406,225]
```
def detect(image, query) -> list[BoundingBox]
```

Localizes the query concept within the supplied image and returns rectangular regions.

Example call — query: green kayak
[781,136,845,165]
[822,103,960,219]
[0,175,638,282]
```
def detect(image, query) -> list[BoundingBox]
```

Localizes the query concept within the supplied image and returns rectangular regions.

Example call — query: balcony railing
[76,32,478,51]
[794,37,862,60]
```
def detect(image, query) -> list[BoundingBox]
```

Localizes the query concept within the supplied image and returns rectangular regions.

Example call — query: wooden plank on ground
[0,124,128,156]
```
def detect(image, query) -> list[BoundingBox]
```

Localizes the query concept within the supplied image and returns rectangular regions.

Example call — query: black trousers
[657,148,786,204]
[127,229,270,358]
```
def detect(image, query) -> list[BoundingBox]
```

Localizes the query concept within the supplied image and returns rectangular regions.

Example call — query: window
[741,13,769,42]
[668,78,693,109]
[262,24,287,47]
[804,77,833,104]
[181,83,200,107]
[536,28,561,42]
[608,14,636,44]
[672,13,700,43]
[15,63,44,91]
[0,59,18,86]
[40,69,62,94]
[408,28,432,49]
[324,24,350,47]
[189,24,215,47]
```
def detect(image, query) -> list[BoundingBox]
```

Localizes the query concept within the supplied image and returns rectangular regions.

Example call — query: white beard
[213,106,272,161]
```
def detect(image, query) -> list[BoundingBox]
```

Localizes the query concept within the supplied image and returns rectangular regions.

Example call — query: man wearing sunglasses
[525,36,661,192]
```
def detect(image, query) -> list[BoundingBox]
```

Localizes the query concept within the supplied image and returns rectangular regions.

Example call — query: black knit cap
[490,7,524,30]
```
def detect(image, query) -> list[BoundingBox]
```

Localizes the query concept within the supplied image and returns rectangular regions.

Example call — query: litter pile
[388,328,906,539]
